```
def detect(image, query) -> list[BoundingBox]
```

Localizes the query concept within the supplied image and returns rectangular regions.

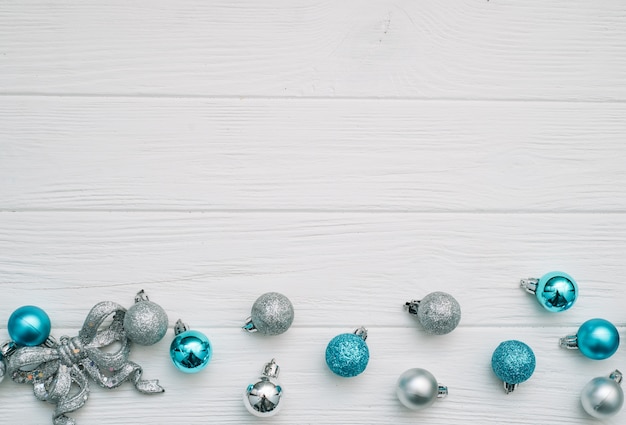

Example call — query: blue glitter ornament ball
[8,305,51,346]
[170,329,213,373]
[325,331,369,377]
[536,271,578,312]
[491,340,536,385]
[577,318,619,360]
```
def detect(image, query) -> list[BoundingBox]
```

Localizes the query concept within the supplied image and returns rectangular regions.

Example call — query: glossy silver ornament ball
[124,290,169,346]
[396,368,448,410]
[581,370,624,419]
[243,292,294,336]
[243,359,283,417]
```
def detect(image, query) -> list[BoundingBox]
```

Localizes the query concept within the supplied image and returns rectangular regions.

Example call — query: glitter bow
[6,301,164,425]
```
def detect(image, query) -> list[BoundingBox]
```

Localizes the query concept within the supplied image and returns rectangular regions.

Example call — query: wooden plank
[2,97,626,212]
[1,327,624,424]
[1,211,625,329]
[1,0,625,100]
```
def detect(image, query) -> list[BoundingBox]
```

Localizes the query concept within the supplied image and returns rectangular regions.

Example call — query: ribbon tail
[128,361,165,394]
[52,365,89,425]
[83,359,164,393]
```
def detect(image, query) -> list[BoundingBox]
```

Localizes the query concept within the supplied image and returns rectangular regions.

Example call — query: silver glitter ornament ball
[244,292,294,336]
[408,291,461,335]
[123,290,169,346]
[243,359,283,417]
[581,370,624,419]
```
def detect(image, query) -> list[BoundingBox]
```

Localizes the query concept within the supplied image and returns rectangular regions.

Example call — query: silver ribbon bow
[6,301,164,425]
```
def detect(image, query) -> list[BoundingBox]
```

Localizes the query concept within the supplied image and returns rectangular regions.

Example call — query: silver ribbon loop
[6,301,164,425]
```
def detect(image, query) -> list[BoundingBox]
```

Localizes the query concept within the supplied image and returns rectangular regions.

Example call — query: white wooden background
[1,1,625,424]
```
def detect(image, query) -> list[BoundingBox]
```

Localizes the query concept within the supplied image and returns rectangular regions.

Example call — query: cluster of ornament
[0,298,166,425]
[0,271,623,423]
[515,271,623,419]
[0,291,293,424]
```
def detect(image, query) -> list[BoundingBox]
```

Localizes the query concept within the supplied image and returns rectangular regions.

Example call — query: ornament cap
[1,341,17,358]
[559,335,578,350]
[437,385,449,398]
[43,335,57,348]
[134,289,150,303]
[262,359,280,378]
[174,319,189,335]
[520,278,539,294]
[504,382,518,394]
[404,300,420,316]
[559,334,578,349]
[242,316,257,333]
[610,370,623,384]
[353,326,368,341]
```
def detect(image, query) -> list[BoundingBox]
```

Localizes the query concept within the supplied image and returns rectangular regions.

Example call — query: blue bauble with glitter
[170,329,212,373]
[8,305,51,346]
[577,318,619,360]
[491,340,536,393]
[325,328,369,377]
[536,271,577,312]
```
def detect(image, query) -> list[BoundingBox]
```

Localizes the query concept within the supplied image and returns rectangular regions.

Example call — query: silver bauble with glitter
[243,292,294,336]
[412,292,461,335]
[124,291,169,346]
[396,368,448,410]
[243,359,283,417]
[581,371,624,419]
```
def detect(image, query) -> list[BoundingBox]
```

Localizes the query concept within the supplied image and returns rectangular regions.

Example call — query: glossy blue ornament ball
[325,333,369,377]
[8,305,51,346]
[577,318,620,360]
[170,330,213,373]
[536,271,578,312]
[491,340,536,385]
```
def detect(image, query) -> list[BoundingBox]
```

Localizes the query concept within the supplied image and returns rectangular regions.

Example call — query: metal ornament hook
[404,300,420,316]
[262,359,280,379]
[353,327,368,341]
[438,385,449,398]
[520,278,539,294]
[242,316,257,333]
[610,370,623,384]
[134,289,150,303]
[559,334,578,349]
[504,382,518,394]
[174,319,189,336]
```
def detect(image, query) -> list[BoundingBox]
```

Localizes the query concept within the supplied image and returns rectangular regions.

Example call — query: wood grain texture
[2,97,626,212]
[1,212,625,329]
[1,0,625,100]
